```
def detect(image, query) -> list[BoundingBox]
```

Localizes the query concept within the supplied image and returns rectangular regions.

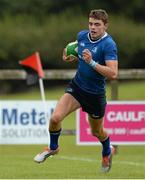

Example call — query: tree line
[0,0,145,69]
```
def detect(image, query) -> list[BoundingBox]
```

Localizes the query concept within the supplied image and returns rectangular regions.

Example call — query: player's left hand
[63,48,78,62]
[82,49,92,64]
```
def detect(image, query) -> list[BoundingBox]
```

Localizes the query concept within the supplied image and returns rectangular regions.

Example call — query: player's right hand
[63,48,78,62]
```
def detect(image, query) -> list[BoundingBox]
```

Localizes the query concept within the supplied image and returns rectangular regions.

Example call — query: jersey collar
[88,32,108,43]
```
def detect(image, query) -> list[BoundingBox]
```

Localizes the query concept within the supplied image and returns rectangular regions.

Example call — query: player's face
[88,17,108,40]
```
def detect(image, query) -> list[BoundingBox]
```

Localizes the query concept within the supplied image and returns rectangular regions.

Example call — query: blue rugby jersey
[73,30,118,94]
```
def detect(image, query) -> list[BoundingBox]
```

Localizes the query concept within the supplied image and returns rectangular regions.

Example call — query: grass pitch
[0,136,145,179]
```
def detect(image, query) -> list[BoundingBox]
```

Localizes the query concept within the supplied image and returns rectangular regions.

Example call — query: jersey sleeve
[77,30,88,42]
[104,40,118,61]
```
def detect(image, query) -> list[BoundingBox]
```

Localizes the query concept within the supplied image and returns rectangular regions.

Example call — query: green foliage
[0,0,145,22]
[0,1,145,69]
[0,12,145,69]
[109,16,145,68]
[0,12,86,69]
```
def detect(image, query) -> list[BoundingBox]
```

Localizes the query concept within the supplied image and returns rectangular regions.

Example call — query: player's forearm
[94,63,118,80]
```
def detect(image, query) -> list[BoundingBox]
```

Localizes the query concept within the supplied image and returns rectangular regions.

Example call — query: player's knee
[91,129,105,140]
[91,129,100,138]
[50,113,62,125]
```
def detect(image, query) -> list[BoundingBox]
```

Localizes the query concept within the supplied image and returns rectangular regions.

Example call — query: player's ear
[104,23,109,30]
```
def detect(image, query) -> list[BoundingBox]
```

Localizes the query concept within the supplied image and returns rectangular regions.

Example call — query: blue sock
[49,129,61,150]
[100,137,111,157]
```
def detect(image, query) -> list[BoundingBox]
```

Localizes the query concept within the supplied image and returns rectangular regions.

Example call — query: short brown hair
[89,9,108,24]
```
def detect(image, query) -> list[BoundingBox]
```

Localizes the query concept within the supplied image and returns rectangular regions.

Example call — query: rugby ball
[66,41,78,57]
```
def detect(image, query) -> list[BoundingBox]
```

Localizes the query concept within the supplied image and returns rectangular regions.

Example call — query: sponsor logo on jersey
[80,42,85,47]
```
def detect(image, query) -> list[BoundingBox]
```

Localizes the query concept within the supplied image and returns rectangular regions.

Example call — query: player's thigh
[88,115,104,132]
[52,93,80,120]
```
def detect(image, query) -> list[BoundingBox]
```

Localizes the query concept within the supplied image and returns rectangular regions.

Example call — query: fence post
[110,80,118,100]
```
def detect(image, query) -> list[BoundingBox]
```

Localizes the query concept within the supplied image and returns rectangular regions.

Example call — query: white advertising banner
[0,100,57,144]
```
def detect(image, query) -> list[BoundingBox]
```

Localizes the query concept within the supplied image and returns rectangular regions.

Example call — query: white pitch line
[57,155,145,167]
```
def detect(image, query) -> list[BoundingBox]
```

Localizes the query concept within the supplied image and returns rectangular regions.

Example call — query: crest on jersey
[92,47,98,53]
